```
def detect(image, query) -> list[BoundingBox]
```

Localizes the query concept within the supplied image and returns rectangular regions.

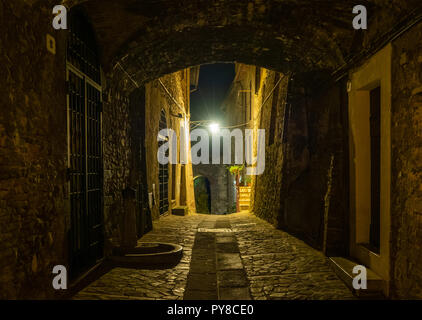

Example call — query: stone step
[172,206,188,216]
[328,257,385,298]
[238,186,251,211]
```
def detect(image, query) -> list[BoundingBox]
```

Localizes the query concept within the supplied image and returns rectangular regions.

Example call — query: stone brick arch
[61,0,420,87]
[62,0,360,83]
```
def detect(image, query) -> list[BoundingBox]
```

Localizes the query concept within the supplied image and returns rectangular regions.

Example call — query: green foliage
[229,165,244,176]
[244,175,252,185]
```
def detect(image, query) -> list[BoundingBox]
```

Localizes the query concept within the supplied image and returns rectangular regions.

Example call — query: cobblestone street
[73,212,354,300]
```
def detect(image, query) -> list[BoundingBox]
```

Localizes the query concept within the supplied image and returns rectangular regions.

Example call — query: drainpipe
[236,173,240,212]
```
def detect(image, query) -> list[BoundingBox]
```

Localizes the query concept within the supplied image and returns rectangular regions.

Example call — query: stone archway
[193,175,211,214]
[57,0,419,84]
[64,0,412,82]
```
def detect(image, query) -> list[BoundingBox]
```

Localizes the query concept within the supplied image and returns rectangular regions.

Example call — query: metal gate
[66,12,104,279]
[158,110,169,215]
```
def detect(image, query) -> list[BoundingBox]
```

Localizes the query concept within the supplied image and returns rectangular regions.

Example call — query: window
[158,109,169,214]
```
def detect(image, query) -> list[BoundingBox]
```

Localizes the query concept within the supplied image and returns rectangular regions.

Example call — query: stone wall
[0,2,195,298]
[390,21,422,299]
[252,70,289,227]
[101,70,133,254]
[222,64,291,225]
[0,1,68,299]
[267,74,349,253]
[225,64,350,255]
[0,2,138,297]
[295,76,349,254]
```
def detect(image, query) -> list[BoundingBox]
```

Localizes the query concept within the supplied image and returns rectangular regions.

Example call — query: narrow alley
[73,212,354,300]
[1,0,422,303]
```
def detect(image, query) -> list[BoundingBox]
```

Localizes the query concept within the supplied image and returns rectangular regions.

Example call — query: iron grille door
[68,70,87,277]
[67,69,104,279]
[67,13,103,278]
[86,82,104,262]
[158,110,169,215]
[159,161,169,215]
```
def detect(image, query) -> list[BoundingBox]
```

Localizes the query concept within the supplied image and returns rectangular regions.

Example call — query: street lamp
[208,122,220,134]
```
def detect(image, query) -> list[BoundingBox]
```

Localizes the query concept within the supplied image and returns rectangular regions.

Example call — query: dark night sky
[190,63,235,123]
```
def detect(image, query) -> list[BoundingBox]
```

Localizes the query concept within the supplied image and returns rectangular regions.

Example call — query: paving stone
[216,242,239,253]
[184,290,218,300]
[218,270,248,288]
[186,273,217,291]
[215,235,236,243]
[219,287,251,300]
[73,212,355,300]
[190,260,216,273]
[217,253,243,270]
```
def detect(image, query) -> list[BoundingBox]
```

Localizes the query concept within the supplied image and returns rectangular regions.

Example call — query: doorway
[194,176,211,214]
[369,86,381,253]
[348,44,392,293]
[66,10,104,280]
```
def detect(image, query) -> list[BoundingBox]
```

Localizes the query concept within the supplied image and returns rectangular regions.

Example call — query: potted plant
[228,165,244,212]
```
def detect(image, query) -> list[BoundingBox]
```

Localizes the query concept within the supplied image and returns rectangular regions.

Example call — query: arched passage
[1,0,422,299]
[193,175,211,214]
[56,1,422,299]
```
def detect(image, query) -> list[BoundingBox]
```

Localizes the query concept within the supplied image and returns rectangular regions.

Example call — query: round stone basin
[111,242,183,268]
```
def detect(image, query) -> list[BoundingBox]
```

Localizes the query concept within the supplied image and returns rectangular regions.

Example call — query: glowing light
[209,122,220,134]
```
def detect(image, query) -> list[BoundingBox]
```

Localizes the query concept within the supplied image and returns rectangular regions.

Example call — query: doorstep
[328,256,385,299]
[172,206,188,216]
